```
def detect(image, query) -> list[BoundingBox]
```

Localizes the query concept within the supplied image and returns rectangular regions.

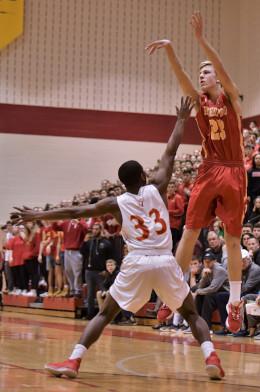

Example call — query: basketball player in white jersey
[11,97,224,380]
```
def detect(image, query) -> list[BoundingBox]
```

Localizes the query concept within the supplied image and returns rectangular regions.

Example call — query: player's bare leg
[175,228,200,272]
[44,293,121,378]
[224,231,243,333]
[177,292,225,380]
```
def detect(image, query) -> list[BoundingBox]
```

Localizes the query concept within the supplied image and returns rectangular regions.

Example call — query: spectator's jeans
[4,261,14,291]
[196,291,229,328]
[64,250,83,295]
[24,258,39,290]
[11,265,27,290]
[85,270,104,319]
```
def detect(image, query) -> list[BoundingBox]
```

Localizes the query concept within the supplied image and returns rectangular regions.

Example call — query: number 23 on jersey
[130,208,167,241]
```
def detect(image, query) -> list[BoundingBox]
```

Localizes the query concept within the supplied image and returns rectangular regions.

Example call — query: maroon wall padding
[0,103,201,144]
[0,103,257,144]
[243,115,260,129]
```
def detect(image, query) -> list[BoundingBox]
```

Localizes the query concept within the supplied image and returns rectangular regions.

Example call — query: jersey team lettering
[130,208,167,241]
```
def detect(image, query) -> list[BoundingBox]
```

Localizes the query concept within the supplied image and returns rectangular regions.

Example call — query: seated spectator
[244,144,254,171]
[241,250,260,297]
[253,222,260,241]
[247,196,260,225]
[194,250,229,330]
[233,251,260,336]
[206,231,224,265]
[242,223,253,235]
[245,294,260,338]
[241,232,254,250]
[247,237,260,266]
[186,256,203,292]
[212,219,224,240]
[96,259,119,309]
[247,153,260,215]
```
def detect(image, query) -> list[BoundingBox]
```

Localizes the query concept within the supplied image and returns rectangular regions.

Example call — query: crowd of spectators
[0,121,259,332]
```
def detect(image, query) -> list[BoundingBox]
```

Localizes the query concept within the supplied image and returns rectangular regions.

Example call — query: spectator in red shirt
[167,181,185,252]
[39,224,63,297]
[6,226,27,295]
[22,222,40,296]
[53,219,87,297]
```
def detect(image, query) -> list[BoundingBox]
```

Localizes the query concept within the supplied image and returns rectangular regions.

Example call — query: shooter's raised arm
[145,39,199,107]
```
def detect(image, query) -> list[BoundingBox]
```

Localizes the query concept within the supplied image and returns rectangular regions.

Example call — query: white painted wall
[0,133,199,222]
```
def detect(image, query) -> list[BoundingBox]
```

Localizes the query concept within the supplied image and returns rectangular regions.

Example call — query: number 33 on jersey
[117,184,173,252]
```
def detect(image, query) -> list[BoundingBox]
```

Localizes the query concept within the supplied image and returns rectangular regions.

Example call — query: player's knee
[99,303,119,322]
[182,228,200,240]
[225,232,240,249]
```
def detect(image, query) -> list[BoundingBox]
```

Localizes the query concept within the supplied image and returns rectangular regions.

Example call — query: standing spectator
[101,214,123,264]
[23,223,40,296]
[39,224,63,296]
[167,181,184,251]
[80,223,113,319]
[177,168,194,206]
[6,226,27,295]
[53,219,87,297]
[2,222,14,293]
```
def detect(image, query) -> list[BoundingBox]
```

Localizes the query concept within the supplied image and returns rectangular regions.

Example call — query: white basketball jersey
[117,184,172,253]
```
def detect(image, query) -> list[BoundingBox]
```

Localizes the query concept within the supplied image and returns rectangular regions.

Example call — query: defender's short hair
[118,160,143,187]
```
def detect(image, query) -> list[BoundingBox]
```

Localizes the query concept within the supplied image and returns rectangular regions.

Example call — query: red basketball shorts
[185,163,247,238]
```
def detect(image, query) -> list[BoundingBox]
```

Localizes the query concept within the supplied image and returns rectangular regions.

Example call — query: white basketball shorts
[109,253,190,313]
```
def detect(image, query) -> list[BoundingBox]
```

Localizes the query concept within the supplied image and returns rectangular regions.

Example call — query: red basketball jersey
[196,92,244,163]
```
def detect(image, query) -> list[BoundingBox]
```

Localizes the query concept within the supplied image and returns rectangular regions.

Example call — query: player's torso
[196,93,244,163]
[117,184,172,253]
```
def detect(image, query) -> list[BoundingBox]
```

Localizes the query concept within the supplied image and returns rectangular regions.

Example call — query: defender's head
[199,61,219,93]
[118,160,146,189]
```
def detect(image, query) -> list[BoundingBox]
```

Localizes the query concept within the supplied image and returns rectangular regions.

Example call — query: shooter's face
[199,65,218,92]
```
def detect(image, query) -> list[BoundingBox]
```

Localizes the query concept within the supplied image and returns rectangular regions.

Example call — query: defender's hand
[176,96,194,120]
[145,39,171,55]
[10,206,37,225]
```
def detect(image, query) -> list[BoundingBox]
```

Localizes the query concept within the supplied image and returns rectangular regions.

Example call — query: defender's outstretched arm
[153,96,194,194]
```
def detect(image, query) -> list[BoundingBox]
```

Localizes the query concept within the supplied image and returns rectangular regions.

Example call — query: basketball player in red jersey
[146,12,246,333]
[11,97,225,380]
